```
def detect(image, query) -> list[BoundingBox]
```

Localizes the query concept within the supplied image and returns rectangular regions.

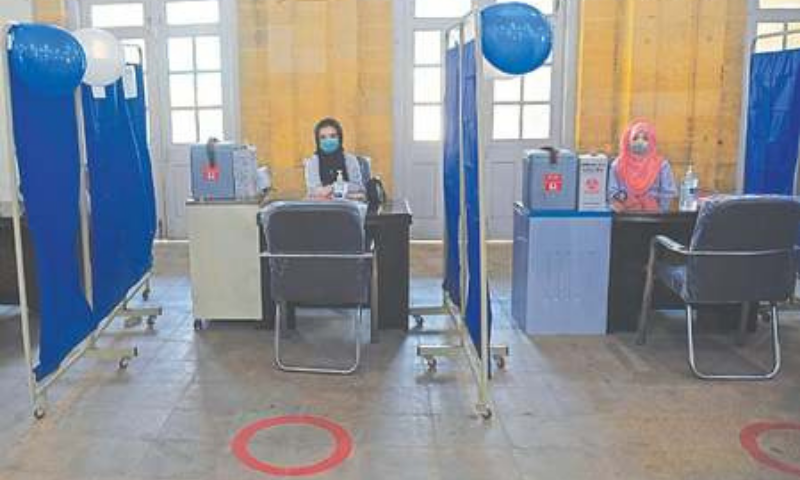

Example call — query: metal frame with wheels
[0,28,162,418]
[637,234,786,380]
[412,10,509,420]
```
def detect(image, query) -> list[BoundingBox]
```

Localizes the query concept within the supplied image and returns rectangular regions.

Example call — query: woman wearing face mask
[608,120,677,212]
[304,117,364,199]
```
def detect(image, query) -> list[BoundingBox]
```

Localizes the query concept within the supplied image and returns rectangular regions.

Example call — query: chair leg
[273,303,362,375]
[686,303,781,381]
[735,302,751,347]
[636,250,657,345]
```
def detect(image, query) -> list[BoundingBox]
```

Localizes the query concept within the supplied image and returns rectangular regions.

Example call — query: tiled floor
[0,242,799,479]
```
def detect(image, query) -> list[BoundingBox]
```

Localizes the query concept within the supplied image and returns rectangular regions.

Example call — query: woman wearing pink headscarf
[608,120,677,212]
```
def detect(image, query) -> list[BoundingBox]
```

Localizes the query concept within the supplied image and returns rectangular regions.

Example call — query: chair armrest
[651,235,689,256]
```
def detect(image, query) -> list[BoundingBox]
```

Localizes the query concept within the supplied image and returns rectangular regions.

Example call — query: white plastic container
[578,153,609,211]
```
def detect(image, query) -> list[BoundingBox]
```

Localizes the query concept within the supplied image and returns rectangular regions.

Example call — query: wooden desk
[607,211,696,332]
[260,199,413,338]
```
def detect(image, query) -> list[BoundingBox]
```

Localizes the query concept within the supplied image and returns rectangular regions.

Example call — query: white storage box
[578,153,609,211]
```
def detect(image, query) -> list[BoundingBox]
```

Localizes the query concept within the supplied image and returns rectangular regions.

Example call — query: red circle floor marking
[741,422,800,477]
[231,415,353,477]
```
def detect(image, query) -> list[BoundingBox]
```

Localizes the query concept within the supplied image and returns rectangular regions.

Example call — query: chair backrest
[356,155,372,189]
[260,201,370,306]
[685,195,800,303]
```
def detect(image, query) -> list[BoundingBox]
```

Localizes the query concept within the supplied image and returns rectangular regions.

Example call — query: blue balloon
[8,23,86,97]
[481,2,552,75]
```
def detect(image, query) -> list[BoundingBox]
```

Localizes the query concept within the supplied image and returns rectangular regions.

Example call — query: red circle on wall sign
[231,415,353,477]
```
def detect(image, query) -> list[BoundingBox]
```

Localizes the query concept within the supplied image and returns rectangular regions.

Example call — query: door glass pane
[414,31,441,65]
[496,0,553,15]
[91,3,144,28]
[413,105,441,141]
[196,72,222,106]
[788,22,800,49]
[171,110,197,143]
[414,67,441,103]
[760,0,800,8]
[523,66,551,102]
[195,36,221,70]
[522,104,550,139]
[168,37,194,71]
[170,74,196,107]
[198,109,224,140]
[493,104,520,140]
[494,77,521,102]
[755,22,785,52]
[166,0,220,25]
[415,0,471,18]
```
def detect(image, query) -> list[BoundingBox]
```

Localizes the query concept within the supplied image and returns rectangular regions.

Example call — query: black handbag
[366,176,386,207]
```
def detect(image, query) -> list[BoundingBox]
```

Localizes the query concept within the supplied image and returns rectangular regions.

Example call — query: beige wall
[576,0,748,191]
[238,0,393,197]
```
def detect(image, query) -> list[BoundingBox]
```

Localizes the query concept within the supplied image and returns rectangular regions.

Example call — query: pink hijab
[616,120,663,195]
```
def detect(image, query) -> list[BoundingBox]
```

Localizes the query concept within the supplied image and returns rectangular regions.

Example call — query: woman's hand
[310,185,333,199]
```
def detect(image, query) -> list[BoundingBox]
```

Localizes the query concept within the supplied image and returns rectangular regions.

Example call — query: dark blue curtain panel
[82,72,153,321]
[122,65,157,257]
[745,49,800,194]
[7,27,95,380]
[443,46,462,307]
[460,41,492,358]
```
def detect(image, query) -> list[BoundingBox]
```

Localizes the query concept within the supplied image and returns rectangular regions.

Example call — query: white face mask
[630,139,649,155]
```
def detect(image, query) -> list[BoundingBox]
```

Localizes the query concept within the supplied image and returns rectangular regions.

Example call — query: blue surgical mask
[319,137,340,154]
[631,140,649,155]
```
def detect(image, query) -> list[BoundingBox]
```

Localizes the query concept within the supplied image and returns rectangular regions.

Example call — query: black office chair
[260,200,372,374]
[636,195,800,380]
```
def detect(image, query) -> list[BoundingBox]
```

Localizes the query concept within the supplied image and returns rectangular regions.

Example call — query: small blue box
[522,148,579,211]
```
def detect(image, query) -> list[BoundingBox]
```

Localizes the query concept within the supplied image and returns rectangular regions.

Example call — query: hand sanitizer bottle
[333,170,347,199]
[679,165,699,212]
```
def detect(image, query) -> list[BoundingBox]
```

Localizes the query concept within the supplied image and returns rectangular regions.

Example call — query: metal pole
[473,8,491,415]
[1,23,39,413]
[74,89,93,308]
[458,24,468,322]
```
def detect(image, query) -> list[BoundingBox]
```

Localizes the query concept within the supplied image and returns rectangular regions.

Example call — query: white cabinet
[187,200,262,323]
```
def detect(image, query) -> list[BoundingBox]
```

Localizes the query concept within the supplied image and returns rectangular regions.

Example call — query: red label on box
[543,173,563,193]
[203,165,220,182]
[585,177,600,194]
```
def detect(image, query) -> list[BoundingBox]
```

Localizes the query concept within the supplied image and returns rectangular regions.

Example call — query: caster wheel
[142,288,151,302]
[193,319,204,331]
[146,316,156,328]
[118,357,131,370]
[33,407,46,420]
[132,346,139,358]
[479,407,493,420]
[414,315,424,328]
[425,356,437,372]
[494,355,506,370]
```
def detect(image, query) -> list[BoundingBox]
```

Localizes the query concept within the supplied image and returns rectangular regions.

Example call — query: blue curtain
[744,49,800,194]
[443,46,462,307]
[8,54,95,380]
[82,65,155,321]
[461,41,492,358]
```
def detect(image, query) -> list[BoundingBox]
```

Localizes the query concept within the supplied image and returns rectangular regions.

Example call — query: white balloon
[73,28,125,87]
